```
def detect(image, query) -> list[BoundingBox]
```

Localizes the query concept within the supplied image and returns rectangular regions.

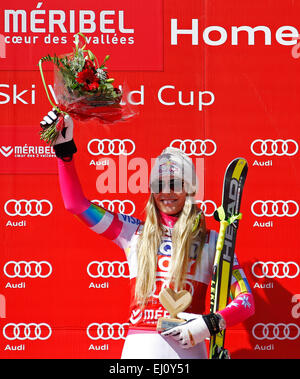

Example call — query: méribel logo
[0,125,57,174]
[0,0,163,71]
[0,146,13,157]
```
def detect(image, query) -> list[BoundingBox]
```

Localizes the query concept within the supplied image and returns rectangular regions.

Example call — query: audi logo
[86,323,129,340]
[169,139,217,156]
[195,200,217,217]
[87,261,129,278]
[251,139,298,156]
[3,261,52,278]
[251,261,299,279]
[251,200,299,217]
[87,139,135,156]
[252,323,300,340]
[4,199,53,217]
[91,200,135,216]
[3,323,52,340]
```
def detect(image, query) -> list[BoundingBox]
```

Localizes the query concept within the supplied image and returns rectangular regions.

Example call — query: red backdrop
[0,0,299,359]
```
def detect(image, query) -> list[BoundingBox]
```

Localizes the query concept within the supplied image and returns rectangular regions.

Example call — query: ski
[209,158,248,359]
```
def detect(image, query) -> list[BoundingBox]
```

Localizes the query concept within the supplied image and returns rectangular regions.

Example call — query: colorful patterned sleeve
[76,202,141,250]
[57,158,141,251]
[217,255,255,327]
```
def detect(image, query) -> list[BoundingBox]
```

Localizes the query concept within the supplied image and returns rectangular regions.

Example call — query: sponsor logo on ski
[86,323,129,340]
[252,323,300,340]
[252,261,299,279]
[3,323,52,340]
[251,200,299,217]
[250,139,298,156]
[169,139,217,156]
[222,178,239,263]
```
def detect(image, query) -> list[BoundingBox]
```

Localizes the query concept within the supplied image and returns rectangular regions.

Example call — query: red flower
[76,68,99,91]
[84,59,96,70]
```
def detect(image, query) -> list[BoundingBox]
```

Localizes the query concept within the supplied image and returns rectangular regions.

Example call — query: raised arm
[41,111,141,251]
[57,158,90,214]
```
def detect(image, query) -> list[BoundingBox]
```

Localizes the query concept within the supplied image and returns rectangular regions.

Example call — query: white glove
[161,312,210,349]
[40,109,74,145]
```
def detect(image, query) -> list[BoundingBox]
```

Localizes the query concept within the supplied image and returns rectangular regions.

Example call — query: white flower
[96,68,107,82]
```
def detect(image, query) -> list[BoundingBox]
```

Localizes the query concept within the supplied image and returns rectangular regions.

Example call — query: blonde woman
[41,111,255,359]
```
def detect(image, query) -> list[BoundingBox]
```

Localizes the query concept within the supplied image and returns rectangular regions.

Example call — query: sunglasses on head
[151,178,185,193]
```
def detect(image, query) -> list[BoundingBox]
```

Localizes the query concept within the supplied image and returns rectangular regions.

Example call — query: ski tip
[230,157,248,165]
[232,158,248,179]
[224,158,248,178]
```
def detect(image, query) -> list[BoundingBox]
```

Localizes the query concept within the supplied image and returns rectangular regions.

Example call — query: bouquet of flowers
[39,33,135,144]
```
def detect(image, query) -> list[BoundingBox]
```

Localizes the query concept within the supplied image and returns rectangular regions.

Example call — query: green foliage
[40,50,121,101]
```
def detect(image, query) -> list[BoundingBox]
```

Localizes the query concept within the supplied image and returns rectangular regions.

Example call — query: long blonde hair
[135,194,206,306]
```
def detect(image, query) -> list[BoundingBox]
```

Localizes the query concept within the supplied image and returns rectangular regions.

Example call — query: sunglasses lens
[151,179,184,193]
[170,179,184,192]
[150,180,162,193]
[158,180,164,193]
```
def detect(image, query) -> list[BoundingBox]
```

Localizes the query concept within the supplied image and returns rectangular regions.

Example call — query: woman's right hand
[40,109,74,146]
[40,109,77,160]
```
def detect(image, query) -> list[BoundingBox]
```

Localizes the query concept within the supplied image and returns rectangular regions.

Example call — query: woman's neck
[159,210,179,228]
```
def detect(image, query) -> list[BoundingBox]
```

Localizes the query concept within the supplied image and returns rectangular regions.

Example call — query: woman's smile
[154,191,187,215]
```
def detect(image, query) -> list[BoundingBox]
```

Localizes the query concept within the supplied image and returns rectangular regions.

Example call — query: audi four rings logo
[252,261,299,279]
[87,261,129,278]
[195,200,217,217]
[252,323,300,340]
[251,200,299,217]
[86,323,129,340]
[4,199,53,217]
[251,139,298,156]
[170,139,217,156]
[87,139,135,156]
[3,261,53,278]
[91,200,135,216]
[3,323,52,340]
